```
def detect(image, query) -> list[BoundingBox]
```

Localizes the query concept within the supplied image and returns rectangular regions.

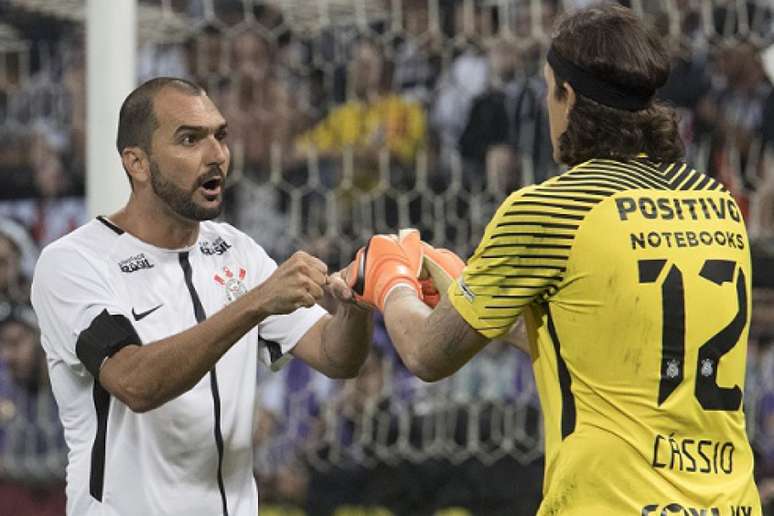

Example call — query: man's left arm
[382,287,489,382]
[291,274,372,379]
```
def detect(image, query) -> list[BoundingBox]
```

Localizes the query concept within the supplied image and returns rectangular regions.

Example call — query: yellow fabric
[296,94,426,164]
[449,158,762,514]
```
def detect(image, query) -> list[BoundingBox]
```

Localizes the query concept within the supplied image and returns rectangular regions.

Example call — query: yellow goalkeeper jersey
[449,157,762,515]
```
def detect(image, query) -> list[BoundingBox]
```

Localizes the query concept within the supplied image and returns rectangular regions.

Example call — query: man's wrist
[247,288,270,322]
[383,283,421,309]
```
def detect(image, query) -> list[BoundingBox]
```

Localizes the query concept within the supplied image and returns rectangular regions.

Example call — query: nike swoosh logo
[131,304,163,321]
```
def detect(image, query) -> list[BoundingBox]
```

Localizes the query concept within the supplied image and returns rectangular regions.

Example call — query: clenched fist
[255,251,328,315]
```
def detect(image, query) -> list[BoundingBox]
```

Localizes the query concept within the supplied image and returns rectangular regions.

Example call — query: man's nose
[204,135,228,167]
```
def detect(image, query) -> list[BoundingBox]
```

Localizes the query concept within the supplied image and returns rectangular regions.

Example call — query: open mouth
[200,176,223,196]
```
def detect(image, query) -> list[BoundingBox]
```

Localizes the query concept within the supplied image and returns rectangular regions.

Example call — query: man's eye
[216,129,228,140]
[182,135,196,145]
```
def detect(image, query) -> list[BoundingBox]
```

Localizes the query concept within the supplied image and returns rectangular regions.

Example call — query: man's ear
[563,81,577,114]
[121,147,150,185]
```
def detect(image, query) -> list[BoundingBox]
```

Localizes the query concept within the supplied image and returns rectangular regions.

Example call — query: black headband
[546,46,654,111]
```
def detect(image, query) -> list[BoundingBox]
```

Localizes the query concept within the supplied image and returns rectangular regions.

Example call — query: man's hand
[318,270,362,314]
[419,242,466,307]
[397,229,465,308]
[341,235,422,311]
[255,251,328,316]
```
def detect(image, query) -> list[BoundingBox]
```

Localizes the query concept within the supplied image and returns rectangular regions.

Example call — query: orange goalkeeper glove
[397,229,466,308]
[343,234,422,311]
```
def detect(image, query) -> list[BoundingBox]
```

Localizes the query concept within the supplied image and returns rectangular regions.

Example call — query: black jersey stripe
[484,243,572,250]
[179,252,229,516]
[496,274,562,280]
[555,177,646,191]
[607,159,674,186]
[559,168,648,190]
[79,311,142,502]
[707,179,727,192]
[89,384,110,501]
[491,232,575,240]
[659,162,679,179]
[474,321,519,330]
[503,210,585,220]
[496,221,579,230]
[560,171,652,190]
[522,192,600,204]
[692,173,713,191]
[679,170,702,190]
[571,165,669,189]
[468,281,560,289]
[490,294,540,299]
[468,275,561,285]
[533,187,618,196]
[475,265,565,278]
[509,200,593,212]
[259,336,284,364]
[667,163,690,187]
[96,216,124,235]
[547,306,576,440]
[481,254,568,260]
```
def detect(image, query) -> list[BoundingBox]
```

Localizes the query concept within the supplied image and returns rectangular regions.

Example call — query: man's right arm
[33,247,328,413]
[100,285,271,412]
[103,251,329,412]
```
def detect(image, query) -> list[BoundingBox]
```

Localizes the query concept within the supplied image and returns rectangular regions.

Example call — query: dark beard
[149,160,223,221]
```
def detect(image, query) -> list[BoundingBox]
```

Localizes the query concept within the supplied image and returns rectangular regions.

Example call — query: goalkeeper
[344,5,762,515]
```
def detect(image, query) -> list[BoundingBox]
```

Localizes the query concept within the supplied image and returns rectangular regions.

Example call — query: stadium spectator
[30,77,372,516]
[295,38,426,170]
[704,41,771,215]
[0,219,36,307]
[367,5,763,513]
[458,38,555,192]
[221,30,307,174]
[294,38,427,239]
[655,9,714,164]
[0,124,87,247]
[0,304,66,516]
[391,0,442,106]
[431,46,488,164]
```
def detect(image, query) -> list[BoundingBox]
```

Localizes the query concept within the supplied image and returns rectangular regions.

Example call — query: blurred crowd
[0,0,774,514]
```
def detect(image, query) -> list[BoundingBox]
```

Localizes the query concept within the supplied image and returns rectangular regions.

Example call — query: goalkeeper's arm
[381,286,490,382]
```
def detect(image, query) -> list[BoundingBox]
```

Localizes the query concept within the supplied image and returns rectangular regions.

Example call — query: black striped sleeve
[449,181,599,338]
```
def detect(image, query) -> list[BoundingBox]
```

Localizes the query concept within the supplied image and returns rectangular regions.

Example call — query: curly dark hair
[551,4,684,166]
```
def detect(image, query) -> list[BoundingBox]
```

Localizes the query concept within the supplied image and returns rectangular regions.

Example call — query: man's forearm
[318,303,373,378]
[384,287,488,382]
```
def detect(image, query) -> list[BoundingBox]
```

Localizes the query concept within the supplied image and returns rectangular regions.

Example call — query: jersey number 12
[638,259,745,411]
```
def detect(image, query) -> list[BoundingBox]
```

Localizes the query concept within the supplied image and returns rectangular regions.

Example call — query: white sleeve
[31,243,133,375]
[242,238,327,370]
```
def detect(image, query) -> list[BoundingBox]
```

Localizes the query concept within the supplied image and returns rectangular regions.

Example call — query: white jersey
[30,217,326,516]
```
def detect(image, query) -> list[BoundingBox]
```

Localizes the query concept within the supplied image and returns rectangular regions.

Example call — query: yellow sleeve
[448,183,579,339]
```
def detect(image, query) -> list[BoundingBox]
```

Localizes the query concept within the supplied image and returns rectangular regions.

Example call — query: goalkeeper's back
[445,5,762,514]
[518,158,758,514]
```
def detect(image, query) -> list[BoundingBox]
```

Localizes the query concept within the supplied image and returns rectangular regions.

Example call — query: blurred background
[0,0,773,515]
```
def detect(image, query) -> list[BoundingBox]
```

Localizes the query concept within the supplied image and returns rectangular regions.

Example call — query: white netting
[0,0,773,510]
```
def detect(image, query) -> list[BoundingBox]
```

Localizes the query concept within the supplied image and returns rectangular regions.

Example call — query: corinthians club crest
[214,265,247,303]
